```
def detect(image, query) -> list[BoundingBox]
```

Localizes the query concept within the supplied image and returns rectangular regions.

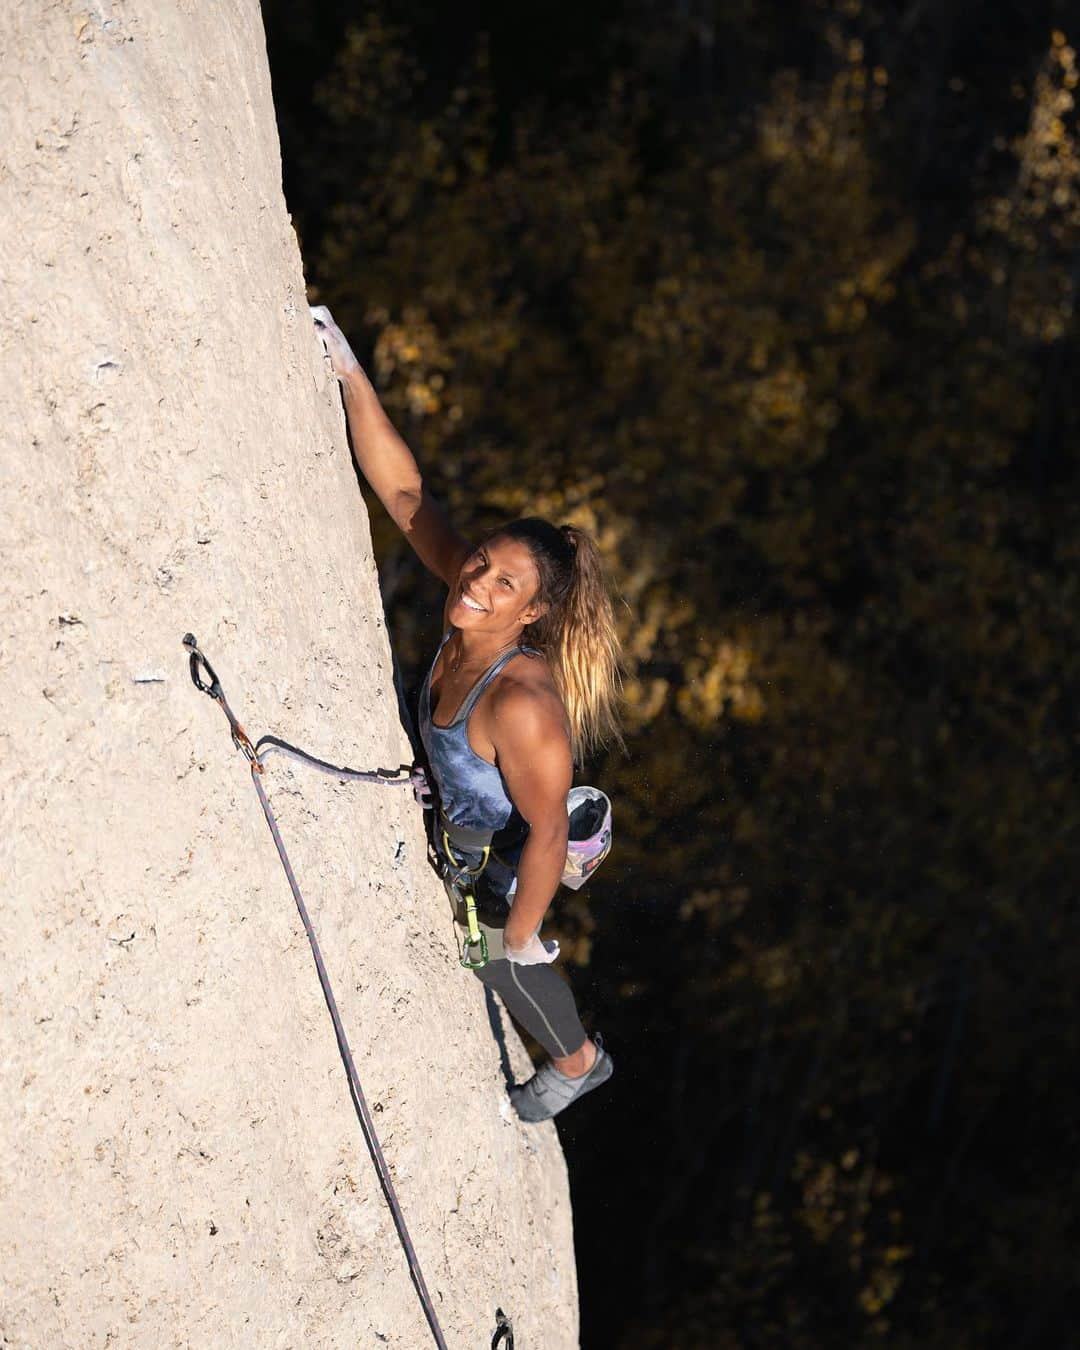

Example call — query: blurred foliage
[265,1,1080,1344]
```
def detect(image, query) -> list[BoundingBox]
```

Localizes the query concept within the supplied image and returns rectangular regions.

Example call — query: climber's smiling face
[448,535,547,634]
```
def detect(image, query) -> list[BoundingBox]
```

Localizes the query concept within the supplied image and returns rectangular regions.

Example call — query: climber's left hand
[310,304,362,380]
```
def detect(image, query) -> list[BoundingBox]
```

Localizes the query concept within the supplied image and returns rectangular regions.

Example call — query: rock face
[0,4,577,1346]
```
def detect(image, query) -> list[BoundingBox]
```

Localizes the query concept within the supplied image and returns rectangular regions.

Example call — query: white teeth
[462,594,485,612]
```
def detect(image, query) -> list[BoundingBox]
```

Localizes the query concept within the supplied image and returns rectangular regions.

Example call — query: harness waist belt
[439,812,496,855]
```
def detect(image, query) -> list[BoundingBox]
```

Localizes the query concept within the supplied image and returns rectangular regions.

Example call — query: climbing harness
[436,786,614,972]
[181,634,448,1350]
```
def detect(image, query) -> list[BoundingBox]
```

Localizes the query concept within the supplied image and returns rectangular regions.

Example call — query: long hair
[490,517,624,763]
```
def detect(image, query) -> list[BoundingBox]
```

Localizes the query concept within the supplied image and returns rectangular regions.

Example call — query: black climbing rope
[182,634,447,1350]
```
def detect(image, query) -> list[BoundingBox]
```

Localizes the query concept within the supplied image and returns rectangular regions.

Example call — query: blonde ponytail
[492,518,624,763]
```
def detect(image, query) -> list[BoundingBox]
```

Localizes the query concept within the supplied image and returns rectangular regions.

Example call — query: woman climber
[311,305,622,1122]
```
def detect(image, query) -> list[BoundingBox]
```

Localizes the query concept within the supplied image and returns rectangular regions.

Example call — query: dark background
[261,3,1080,1345]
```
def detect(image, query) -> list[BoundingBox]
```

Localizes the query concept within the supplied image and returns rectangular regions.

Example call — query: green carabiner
[458,887,489,969]
[460,929,489,970]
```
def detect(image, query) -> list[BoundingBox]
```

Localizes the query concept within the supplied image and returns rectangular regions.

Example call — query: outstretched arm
[311,305,469,587]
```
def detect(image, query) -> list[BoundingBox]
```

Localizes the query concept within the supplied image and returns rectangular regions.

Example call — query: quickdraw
[182,634,448,1349]
[440,828,491,970]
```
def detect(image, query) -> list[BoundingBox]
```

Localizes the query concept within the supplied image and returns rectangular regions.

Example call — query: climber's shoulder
[486,654,570,750]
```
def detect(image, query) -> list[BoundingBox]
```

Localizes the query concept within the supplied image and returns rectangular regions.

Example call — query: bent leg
[474,958,587,1061]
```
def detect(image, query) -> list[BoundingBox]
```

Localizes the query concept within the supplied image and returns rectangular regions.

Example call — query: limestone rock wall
[0,4,577,1345]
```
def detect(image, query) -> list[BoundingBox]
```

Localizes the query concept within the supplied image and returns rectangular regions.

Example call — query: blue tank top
[418,632,540,835]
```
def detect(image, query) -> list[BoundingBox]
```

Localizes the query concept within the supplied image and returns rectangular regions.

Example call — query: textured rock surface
[0,3,577,1346]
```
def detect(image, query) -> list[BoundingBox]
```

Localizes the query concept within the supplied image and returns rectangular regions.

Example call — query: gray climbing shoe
[510,1040,614,1123]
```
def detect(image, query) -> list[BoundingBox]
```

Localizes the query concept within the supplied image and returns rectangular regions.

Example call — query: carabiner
[183,633,220,698]
[460,929,489,970]
[181,633,260,769]
[456,885,490,970]
[441,831,490,879]
[491,1307,514,1349]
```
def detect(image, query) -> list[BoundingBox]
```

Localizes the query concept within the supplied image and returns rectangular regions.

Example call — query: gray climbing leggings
[473,958,587,1060]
